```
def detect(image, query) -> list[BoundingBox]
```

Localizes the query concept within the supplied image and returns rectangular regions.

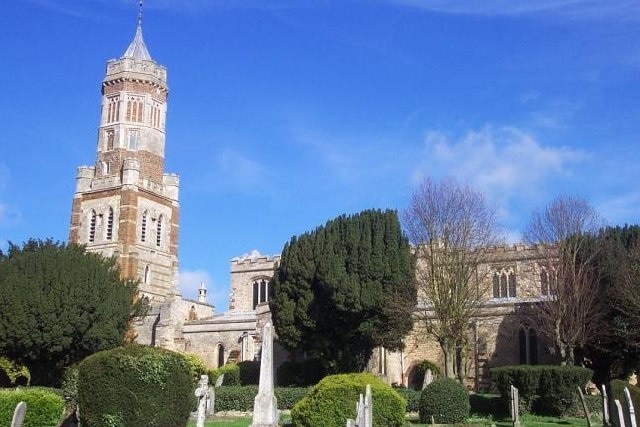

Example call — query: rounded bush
[77,344,192,427]
[178,352,208,386]
[419,377,469,424]
[0,388,64,427]
[291,373,405,427]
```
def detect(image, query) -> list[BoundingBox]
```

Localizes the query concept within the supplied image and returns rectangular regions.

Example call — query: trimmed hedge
[237,360,260,385]
[209,363,241,386]
[0,357,30,387]
[0,388,64,427]
[77,344,192,427]
[214,386,309,411]
[291,373,405,427]
[611,380,640,426]
[394,387,421,413]
[491,365,593,416]
[419,377,469,424]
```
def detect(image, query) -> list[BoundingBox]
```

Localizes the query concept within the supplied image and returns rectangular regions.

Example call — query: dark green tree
[584,225,640,385]
[269,209,416,373]
[0,239,140,386]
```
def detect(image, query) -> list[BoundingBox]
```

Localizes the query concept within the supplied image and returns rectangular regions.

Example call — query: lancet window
[141,210,148,242]
[252,278,269,309]
[519,326,538,365]
[126,96,144,123]
[492,269,517,298]
[106,96,120,123]
[88,210,97,243]
[106,207,114,241]
[156,215,163,247]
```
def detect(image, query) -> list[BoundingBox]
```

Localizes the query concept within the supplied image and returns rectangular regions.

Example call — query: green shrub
[611,380,640,426]
[469,393,507,418]
[179,352,208,386]
[394,387,421,412]
[76,344,192,427]
[419,377,469,424]
[0,388,64,427]
[0,357,30,387]
[491,365,593,416]
[237,360,260,385]
[291,373,405,427]
[215,386,309,412]
[209,363,241,386]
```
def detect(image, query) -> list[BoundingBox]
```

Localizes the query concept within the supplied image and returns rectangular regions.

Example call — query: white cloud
[387,0,640,21]
[413,125,586,223]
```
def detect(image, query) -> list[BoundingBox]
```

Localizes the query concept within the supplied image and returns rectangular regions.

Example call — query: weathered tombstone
[624,388,637,427]
[578,386,594,427]
[345,384,372,427]
[422,369,433,390]
[195,374,212,427]
[615,399,627,427]
[251,322,278,427]
[603,384,611,426]
[11,401,26,427]
[215,373,225,387]
[510,385,520,427]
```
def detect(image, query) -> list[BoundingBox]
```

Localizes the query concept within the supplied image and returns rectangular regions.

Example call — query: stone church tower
[69,16,179,304]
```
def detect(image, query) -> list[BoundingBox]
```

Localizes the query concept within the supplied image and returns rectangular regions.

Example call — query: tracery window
[106,96,120,123]
[252,278,269,309]
[126,96,144,122]
[150,102,162,129]
[88,210,97,243]
[519,326,538,365]
[106,207,114,241]
[492,269,517,298]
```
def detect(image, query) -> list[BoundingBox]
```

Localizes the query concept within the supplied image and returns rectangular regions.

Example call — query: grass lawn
[187,414,593,427]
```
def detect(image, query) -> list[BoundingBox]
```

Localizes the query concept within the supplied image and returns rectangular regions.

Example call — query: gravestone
[11,401,26,427]
[615,399,626,427]
[422,369,433,390]
[215,373,225,387]
[346,384,372,427]
[578,386,594,427]
[195,374,212,427]
[624,388,637,427]
[510,385,520,427]
[603,384,611,426]
[251,322,278,427]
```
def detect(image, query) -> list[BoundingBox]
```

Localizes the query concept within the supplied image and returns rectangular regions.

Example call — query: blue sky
[1,0,638,313]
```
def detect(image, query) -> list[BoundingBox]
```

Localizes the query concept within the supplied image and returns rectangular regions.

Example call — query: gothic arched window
[217,344,225,368]
[252,279,269,309]
[144,265,151,285]
[508,272,517,297]
[493,273,500,298]
[493,269,517,298]
[518,326,538,365]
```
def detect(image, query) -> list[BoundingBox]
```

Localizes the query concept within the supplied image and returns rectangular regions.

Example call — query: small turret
[198,282,207,303]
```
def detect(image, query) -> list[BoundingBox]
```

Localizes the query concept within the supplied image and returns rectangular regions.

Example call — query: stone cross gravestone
[11,401,26,427]
[195,374,212,427]
[251,322,278,427]
[422,369,433,390]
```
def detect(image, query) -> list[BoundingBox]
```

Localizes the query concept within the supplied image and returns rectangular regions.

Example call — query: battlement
[105,57,167,87]
[230,251,281,273]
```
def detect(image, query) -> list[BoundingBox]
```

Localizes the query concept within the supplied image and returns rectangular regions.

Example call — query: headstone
[195,374,212,427]
[510,385,520,427]
[624,388,637,427]
[215,373,225,387]
[11,401,26,427]
[251,322,278,427]
[345,384,372,427]
[578,386,594,427]
[615,399,627,427]
[422,369,433,390]
[603,384,611,426]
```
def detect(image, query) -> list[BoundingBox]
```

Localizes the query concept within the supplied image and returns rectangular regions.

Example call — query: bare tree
[403,177,503,379]
[524,195,606,365]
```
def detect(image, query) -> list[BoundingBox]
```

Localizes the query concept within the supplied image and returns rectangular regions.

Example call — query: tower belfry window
[107,96,120,123]
[126,96,144,123]
[106,207,114,241]
[156,215,163,247]
[89,210,97,243]
[141,211,148,242]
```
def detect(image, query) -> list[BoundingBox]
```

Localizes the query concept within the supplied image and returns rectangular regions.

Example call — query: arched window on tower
[126,97,144,123]
[252,279,269,309]
[156,215,163,247]
[88,210,97,243]
[500,272,508,298]
[493,269,517,298]
[107,96,120,123]
[217,343,225,368]
[144,265,151,285]
[518,326,538,365]
[492,273,500,298]
[106,207,114,241]
[141,211,148,242]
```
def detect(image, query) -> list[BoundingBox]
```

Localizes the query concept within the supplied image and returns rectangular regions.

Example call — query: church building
[69,12,555,390]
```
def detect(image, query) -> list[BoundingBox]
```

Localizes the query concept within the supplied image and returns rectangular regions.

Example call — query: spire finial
[138,0,143,28]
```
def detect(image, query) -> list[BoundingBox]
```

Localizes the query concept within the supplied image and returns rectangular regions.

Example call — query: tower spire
[138,0,143,28]
[122,0,152,60]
